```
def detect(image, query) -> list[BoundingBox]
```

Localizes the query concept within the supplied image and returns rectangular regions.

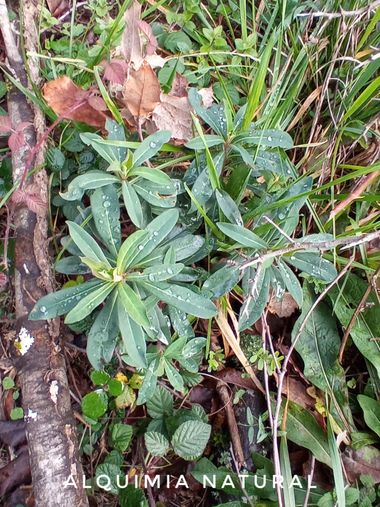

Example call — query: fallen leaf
[198,87,214,108]
[137,20,158,56]
[0,420,26,447]
[152,93,192,141]
[268,292,298,317]
[102,59,129,85]
[0,115,11,132]
[0,447,31,497]
[122,63,161,118]
[343,447,380,484]
[43,76,106,128]
[120,0,143,70]
[169,74,189,98]
[46,0,68,17]
[145,54,166,69]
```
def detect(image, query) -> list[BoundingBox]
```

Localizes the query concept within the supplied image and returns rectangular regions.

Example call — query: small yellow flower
[115,372,129,384]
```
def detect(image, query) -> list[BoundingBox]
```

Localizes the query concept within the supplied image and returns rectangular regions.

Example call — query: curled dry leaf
[152,93,192,142]
[268,292,298,318]
[122,63,161,118]
[43,76,106,128]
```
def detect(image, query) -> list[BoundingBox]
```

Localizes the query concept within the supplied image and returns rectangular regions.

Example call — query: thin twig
[296,1,380,18]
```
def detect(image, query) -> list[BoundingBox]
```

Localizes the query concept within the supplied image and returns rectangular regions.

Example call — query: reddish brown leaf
[152,93,192,141]
[122,63,161,118]
[43,76,106,128]
[102,59,129,85]
[268,292,298,317]
[169,73,189,98]
[0,115,11,132]
[87,94,107,111]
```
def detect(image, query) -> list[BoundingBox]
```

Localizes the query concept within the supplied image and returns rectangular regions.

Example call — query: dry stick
[216,381,246,469]
[239,230,380,271]
[270,261,353,507]
[338,266,380,363]
[0,1,89,505]
[296,1,380,18]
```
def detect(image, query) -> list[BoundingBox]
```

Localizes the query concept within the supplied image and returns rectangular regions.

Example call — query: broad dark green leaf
[172,420,211,460]
[144,431,170,457]
[146,385,173,419]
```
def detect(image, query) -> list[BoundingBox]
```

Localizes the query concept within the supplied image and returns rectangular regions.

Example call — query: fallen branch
[0,0,88,504]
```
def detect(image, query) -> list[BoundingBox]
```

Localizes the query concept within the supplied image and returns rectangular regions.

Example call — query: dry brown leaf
[198,86,214,108]
[122,63,161,118]
[152,93,192,141]
[343,447,380,484]
[120,0,143,70]
[43,76,106,128]
[268,292,298,318]
[169,73,189,98]
[46,0,68,17]
[102,59,129,85]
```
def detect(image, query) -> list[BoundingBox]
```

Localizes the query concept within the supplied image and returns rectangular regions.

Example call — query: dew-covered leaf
[60,171,119,201]
[285,252,337,283]
[91,185,121,257]
[67,221,111,267]
[65,282,115,324]
[217,222,267,249]
[117,282,150,327]
[122,181,144,228]
[118,299,147,368]
[133,130,172,166]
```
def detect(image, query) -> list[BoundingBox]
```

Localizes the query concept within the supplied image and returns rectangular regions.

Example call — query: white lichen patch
[50,380,59,405]
[15,327,34,355]
[25,408,38,421]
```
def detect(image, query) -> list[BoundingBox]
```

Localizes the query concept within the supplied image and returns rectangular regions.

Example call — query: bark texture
[0,0,89,504]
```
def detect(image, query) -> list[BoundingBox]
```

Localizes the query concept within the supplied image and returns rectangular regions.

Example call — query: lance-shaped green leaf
[216,189,243,226]
[117,282,150,327]
[138,263,184,282]
[202,265,240,298]
[60,171,119,201]
[118,299,147,369]
[217,222,267,249]
[164,360,184,392]
[188,88,228,138]
[122,181,144,228]
[133,130,171,166]
[140,281,217,318]
[277,261,303,307]
[55,256,90,275]
[29,279,104,320]
[185,135,225,150]
[285,252,337,283]
[87,290,119,370]
[117,230,149,273]
[134,182,176,208]
[358,395,380,438]
[80,132,121,164]
[130,166,173,186]
[137,358,160,405]
[235,128,293,149]
[65,282,115,324]
[239,268,271,330]
[91,185,121,257]
[133,209,179,265]
[67,221,111,267]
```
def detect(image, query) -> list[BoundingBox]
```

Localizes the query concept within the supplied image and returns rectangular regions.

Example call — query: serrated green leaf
[172,420,211,460]
[146,385,174,419]
[144,431,170,457]
[91,185,121,257]
[111,423,133,452]
[82,391,108,420]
